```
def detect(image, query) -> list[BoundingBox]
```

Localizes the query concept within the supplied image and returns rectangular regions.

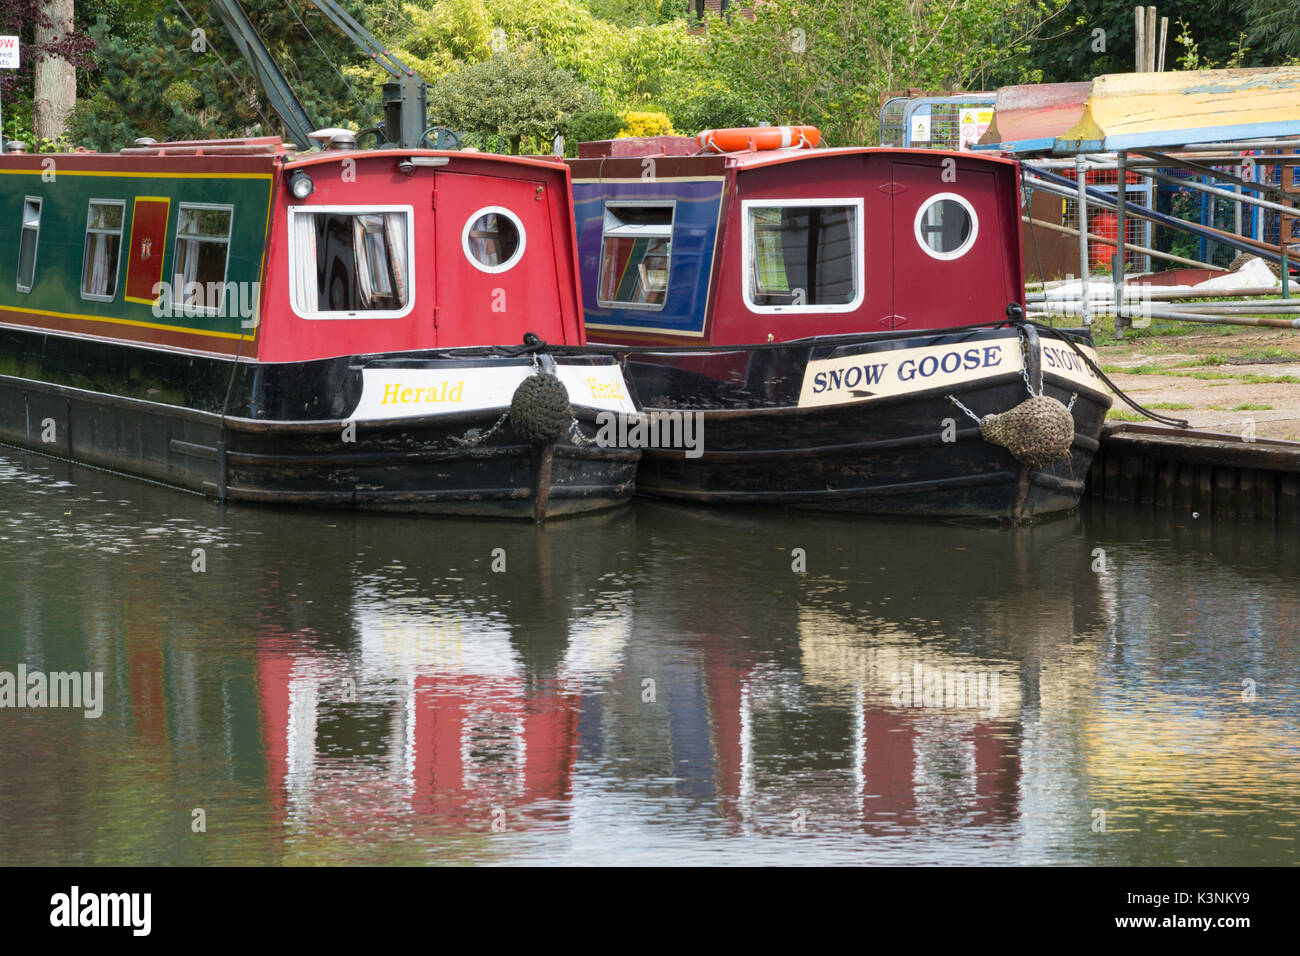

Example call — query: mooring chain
[448,409,510,447]
[569,418,597,446]
[1017,326,1042,398]
[946,394,984,425]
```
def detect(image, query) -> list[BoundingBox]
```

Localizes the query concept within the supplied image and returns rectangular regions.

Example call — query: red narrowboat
[0,137,639,519]
[568,133,1113,520]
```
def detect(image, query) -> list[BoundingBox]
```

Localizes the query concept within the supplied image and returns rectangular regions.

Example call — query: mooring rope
[1029,322,1191,428]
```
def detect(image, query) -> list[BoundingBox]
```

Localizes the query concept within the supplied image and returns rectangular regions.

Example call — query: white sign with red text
[0,37,19,70]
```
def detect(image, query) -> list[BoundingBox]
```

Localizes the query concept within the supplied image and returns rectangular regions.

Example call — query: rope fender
[509,372,572,446]
[979,394,1076,468]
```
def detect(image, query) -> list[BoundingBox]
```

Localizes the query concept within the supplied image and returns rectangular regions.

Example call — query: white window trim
[80,198,127,303]
[913,192,979,261]
[17,195,41,294]
[287,204,416,321]
[170,202,236,317]
[461,205,526,274]
[597,200,675,312]
[741,197,864,315]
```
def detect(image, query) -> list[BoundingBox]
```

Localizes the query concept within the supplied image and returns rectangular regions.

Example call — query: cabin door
[889,162,1010,330]
[433,173,562,346]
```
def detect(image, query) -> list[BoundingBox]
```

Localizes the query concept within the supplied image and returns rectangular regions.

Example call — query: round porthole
[462,206,526,273]
[914,192,978,261]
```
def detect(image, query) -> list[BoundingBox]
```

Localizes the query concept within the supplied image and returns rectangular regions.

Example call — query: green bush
[566,110,624,148]
[427,46,596,154]
[663,80,770,136]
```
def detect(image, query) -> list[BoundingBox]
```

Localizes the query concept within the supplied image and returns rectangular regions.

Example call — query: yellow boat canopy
[1054,66,1300,153]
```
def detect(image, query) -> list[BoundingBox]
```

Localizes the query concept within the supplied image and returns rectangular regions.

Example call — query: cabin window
[17,197,41,294]
[914,192,978,261]
[462,206,525,273]
[598,203,673,310]
[81,200,126,301]
[743,200,863,313]
[172,204,234,314]
[289,206,413,318]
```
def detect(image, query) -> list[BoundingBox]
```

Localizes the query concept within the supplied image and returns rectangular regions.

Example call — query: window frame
[80,198,127,303]
[741,197,864,315]
[16,195,42,294]
[596,200,676,312]
[287,204,417,321]
[461,205,526,275]
[170,202,236,317]
[913,191,979,262]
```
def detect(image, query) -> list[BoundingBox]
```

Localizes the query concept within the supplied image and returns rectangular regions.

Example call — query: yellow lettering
[400,387,414,403]
[587,376,624,401]
[448,381,464,402]
[382,383,401,405]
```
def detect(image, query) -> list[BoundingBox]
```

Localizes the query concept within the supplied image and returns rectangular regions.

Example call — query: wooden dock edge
[1088,422,1300,521]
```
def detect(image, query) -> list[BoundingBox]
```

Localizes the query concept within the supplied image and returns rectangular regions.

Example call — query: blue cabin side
[571,177,725,340]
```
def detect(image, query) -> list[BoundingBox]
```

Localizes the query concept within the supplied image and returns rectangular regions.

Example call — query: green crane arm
[306,0,428,148]
[195,0,429,150]
[204,0,316,149]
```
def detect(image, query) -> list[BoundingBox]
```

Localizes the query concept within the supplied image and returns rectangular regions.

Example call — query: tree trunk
[33,0,76,143]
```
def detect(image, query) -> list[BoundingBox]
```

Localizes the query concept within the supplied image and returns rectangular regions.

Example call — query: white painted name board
[799,338,1109,409]
[350,362,637,422]
[1040,341,1104,392]
[0,36,19,70]
[799,339,1023,408]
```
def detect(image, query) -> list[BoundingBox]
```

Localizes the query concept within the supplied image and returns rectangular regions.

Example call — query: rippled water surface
[1,449,1296,865]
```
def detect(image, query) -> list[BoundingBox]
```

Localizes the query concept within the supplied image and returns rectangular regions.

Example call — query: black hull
[0,327,638,519]
[619,325,1111,521]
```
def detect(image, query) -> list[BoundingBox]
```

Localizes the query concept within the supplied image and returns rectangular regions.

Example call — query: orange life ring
[697,125,820,153]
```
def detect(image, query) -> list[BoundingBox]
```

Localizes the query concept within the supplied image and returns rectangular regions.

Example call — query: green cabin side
[0,154,276,354]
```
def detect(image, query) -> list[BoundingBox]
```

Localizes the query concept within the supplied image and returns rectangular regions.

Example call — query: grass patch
[1090,320,1239,345]
[1107,409,1146,421]
[1180,370,1235,380]
[1232,403,1273,411]
[1173,355,1231,367]
[1147,401,1195,409]
[1235,374,1300,385]
[1102,363,1167,375]
[1238,346,1300,362]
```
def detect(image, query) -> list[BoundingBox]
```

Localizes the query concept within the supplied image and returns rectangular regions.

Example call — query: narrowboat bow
[569,135,1113,520]
[0,139,639,519]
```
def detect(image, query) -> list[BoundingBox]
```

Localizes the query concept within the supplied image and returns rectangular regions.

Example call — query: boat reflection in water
[2,450,1297,864]
[244,502,1116,858]
[258,579,630,837]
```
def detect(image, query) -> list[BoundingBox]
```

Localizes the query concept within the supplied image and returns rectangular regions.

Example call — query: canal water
[1,447,1296,866]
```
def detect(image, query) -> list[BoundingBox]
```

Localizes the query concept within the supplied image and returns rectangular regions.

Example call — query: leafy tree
[481,0,701,107]
[1022,0,1277,83]
[1235,0,1300,63]
[391,0,494,82]
[690,0,1072,146]
[427,45,595,153]
[0,0,97,144]
[64,0,383,150]
[660,78,768,135]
